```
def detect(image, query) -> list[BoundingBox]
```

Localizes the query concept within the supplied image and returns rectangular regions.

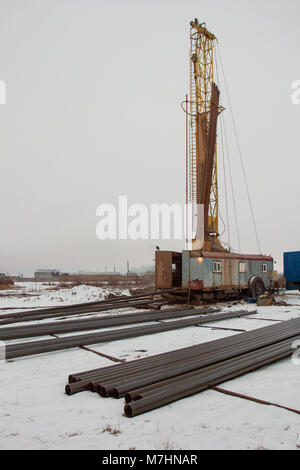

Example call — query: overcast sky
[0,0,299,275]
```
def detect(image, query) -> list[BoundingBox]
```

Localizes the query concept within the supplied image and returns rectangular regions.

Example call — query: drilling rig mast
[155,19,275,299]
[188,19,225,252]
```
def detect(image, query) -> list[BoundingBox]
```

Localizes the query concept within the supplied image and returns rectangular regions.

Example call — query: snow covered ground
[0,283,299,450]
[0,282,130,310]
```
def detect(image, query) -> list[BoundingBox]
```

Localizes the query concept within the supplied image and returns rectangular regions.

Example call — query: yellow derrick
[188,20,224,251]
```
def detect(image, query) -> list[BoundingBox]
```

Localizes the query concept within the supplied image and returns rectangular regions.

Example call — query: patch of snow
[0,285,299,449]
[0,282,130,314]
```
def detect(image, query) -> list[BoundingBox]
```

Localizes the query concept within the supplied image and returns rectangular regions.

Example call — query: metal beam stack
[0,306,218,340]
[4,309,253,359]
[65,317,300,417]
[0,290,174,326]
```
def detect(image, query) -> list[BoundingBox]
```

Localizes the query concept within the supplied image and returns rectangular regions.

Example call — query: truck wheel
[248,276,265,298]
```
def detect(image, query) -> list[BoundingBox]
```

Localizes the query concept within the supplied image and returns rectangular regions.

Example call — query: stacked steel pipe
[0,306,217,340]
[0,289,174,326]
[3,309,252,359]
[65,317,300,417]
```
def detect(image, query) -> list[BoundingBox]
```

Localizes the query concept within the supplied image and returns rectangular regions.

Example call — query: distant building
[34,269,60,279]
[132,265,155,274]
[77,270,121,275]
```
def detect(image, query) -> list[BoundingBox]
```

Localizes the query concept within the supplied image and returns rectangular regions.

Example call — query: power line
[221,113,241,253]
[219,112,231,250]
[216,43,262,254]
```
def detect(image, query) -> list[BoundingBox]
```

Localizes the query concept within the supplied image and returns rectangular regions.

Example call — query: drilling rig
[188,19,224,253]
[155,19,276,300]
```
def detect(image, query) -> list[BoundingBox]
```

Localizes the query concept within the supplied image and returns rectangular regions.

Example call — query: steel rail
[211,386,300,415]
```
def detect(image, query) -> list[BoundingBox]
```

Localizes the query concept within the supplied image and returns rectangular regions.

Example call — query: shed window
[239,262,247,273]
[213,261,222,273]
[261,264,267,273]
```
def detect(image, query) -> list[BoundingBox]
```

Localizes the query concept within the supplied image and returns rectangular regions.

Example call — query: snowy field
[0,282,130,309]
[0,283,300,450]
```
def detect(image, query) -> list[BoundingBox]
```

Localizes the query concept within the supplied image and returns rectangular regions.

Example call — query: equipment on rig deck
[155,19,276,299]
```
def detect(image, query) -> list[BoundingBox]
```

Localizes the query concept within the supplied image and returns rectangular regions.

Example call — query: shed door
[224,259,234,287]
[155,252,173,288]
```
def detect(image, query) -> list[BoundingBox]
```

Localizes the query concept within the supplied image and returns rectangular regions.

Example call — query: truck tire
[248,276,265,298]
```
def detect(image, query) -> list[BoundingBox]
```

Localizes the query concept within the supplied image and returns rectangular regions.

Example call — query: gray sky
[0,0,299,275]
